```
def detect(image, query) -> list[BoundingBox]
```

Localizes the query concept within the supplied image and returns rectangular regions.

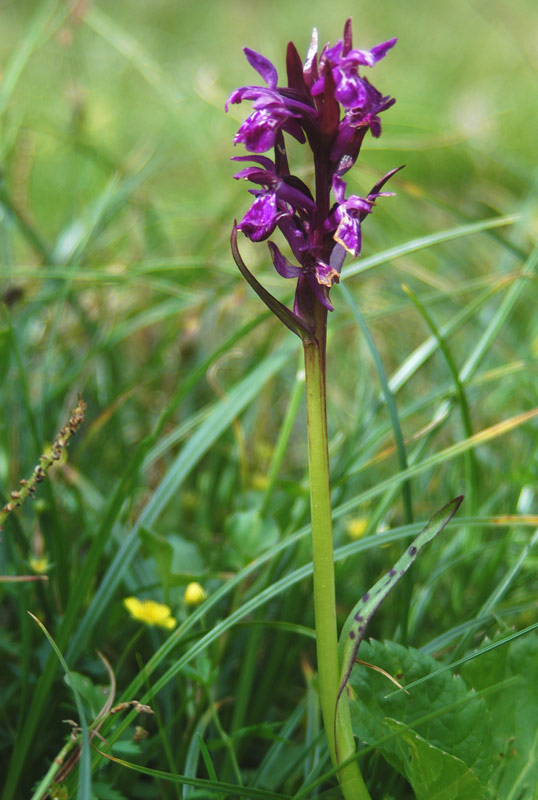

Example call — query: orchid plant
[227,19,461,800]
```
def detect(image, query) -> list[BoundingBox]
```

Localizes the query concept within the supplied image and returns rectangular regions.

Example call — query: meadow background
[0,0,537,798]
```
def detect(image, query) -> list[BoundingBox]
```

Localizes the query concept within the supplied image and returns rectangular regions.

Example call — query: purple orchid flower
[226,48,314,153]
[233,155,316,242]
[330,167,403,257]
[227,19,401,338]
[313,35,397,112]
[269,232,340,314]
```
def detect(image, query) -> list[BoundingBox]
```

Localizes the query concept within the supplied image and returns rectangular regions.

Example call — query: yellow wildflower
[251,473,268,491]
[346,517,368,540]
[29,554,51,573]
[123,597,176,630]
[184,582,207,606]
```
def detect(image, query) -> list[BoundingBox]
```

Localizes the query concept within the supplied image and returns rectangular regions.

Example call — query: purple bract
[227,18,402,330]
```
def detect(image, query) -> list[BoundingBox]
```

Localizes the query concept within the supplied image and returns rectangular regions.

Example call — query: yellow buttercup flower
[29,555,51,573]
[184,582,207,606]
[346,517,368,540]
[123,597,176,630]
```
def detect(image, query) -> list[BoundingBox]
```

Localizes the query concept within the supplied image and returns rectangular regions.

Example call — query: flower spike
[227,18,399,326]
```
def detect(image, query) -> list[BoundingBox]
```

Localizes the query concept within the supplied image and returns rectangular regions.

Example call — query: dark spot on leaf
[389,568,396,577]
[408,546,417,556]
[349,630,355,639]
[354,613,363,622]
[362,593,370,602]
[358,626,364,633]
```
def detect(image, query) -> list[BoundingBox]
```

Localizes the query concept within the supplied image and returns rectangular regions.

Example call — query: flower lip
[238,191,279,241]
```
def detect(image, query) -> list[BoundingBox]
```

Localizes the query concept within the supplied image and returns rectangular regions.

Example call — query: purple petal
[226,85,283,112]
[369,38,397,63]
[268,242,303,278]
[233,166,272,182]
[231,154,275,171]
[334,214,362,257]
[310,76,325,96]
[368,164,405,195]
[307,275,334,311]
[244,48,278,89]
[277,181,316,211]
[345,38,397,68]
[238,193,278,241]
[324,40,344,63]
[330,243,347,273]
[234,109,284,153]
[333,70,369,109]
[225,89,243,110]
[314,260,339,288]
[344,49,378,68]
[332,174,347,204]
[344,195,373,215]
[369,117,382,137]
[230,86,283,108]
[277,215,307,262]
[281,118,307,144]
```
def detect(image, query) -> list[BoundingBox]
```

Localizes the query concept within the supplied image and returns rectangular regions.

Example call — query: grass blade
[343,214,519,280]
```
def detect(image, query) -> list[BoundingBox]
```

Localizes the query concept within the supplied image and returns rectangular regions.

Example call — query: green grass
[1,1,537,799]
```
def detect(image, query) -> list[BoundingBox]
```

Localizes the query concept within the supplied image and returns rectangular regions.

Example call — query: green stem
[303,302,372,800]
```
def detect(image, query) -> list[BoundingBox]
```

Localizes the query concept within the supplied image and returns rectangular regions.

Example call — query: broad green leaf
[461,633,538,800]
[338,496,463,702]
[91,782,127,800]
[141,529,206,586]
[349,639,492,788]
[382,720,486,800]
[224,509,280,567]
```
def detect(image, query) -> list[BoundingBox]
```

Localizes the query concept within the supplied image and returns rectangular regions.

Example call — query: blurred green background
[2,0,537,248]
[1,0,536,455]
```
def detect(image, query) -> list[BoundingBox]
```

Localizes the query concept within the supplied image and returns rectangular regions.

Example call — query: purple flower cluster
[227,19,401,331]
